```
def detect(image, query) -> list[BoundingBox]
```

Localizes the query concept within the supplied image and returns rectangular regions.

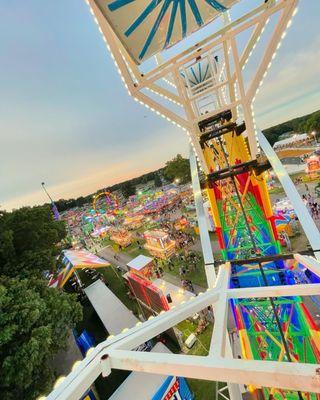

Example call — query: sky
[1,0,320,211]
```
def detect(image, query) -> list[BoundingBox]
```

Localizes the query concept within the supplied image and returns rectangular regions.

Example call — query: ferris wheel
[92,191,119,214]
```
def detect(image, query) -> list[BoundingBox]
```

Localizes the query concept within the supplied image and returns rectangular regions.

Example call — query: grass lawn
[175,320,224,399]
[289,171,315,182]
[161,251,208,288]
[177,319,213,356]
[187,379,215,399]
[269,186,285,195]
[290,231,310,253]
[187,379,229,400]
[100,236,114,247]
[124,241,150,258]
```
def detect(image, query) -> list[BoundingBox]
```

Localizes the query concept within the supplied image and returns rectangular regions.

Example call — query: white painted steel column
[258,130,320,260]
[190,147,243,400]
[190,146,216,286]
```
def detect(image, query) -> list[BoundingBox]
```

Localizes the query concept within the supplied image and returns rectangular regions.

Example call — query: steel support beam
[108,350,320,394]
[294,254,320,277]
[258,130,320,260]
[190,146,216,286]
[228,282,320,299]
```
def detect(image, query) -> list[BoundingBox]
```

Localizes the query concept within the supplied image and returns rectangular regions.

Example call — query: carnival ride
[92,191,119,215]
[46,1,320,400]
[306,154,320,178]
[110,229,133,247]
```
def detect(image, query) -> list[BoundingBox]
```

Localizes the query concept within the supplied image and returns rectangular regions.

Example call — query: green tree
[263,109,320,145]
[154,173,162,188]
[164,154,191,184]
[306,113,320,135]
[0,276,82,400]
[0,206,66,278]
[121,181,136,198]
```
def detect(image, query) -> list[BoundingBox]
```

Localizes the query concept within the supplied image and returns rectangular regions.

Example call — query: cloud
[254,34,320,128]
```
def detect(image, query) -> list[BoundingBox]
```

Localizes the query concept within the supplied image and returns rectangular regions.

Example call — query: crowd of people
[302,185,320,220]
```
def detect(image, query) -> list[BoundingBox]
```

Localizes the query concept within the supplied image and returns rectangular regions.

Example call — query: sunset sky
[1,0,320,211]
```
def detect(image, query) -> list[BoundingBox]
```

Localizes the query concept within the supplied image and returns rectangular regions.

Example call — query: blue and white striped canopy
[181,58,213,86]
[93,0,238,63]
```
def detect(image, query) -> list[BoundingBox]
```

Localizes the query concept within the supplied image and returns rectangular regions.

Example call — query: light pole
[41,182,60,220]
[41,182,54,203]
[312,131,318,145]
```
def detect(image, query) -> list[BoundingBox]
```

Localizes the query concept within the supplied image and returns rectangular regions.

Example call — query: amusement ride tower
[46,1,320,399]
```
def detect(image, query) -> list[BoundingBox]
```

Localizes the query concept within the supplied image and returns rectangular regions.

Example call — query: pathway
[98,246,130,273]
[98,245,208,294]
[162,272,205,295]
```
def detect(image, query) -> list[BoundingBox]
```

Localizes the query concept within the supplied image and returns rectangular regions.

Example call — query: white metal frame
[46,258,320,400]
[87,0,298,172]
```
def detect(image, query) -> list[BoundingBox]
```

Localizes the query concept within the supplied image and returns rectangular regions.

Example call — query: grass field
[177,319,213,356]
[160,252,208,288]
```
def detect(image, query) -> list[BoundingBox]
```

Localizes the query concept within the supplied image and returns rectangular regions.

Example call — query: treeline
[263,109,320,145]
[55,107,320,213]
[55,167,165,212]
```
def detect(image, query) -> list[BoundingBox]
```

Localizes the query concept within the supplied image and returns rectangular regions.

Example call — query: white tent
[273,133,309,149]
[84,279,138,335]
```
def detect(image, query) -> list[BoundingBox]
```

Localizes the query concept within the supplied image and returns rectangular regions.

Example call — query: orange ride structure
[46,1,320,400]
[110,229,132,248]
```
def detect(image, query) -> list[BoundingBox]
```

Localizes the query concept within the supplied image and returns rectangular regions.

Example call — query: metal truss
[86,0,298,171]
[46,256,320,400]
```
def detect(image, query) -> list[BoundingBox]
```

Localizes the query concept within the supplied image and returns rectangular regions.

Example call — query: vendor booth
[144,230,176,259]
[126,255,154,279]
[123,214,144,229]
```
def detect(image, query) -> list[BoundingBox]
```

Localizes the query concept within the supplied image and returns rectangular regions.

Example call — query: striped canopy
[93,0,238,63]
[181,57,214,86]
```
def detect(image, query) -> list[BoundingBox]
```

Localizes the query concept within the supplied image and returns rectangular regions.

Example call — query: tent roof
[84,279,138,335]
[92,0,239,63]
[127,254,154,270]
[273,133,309,148]
[62,249,110,268]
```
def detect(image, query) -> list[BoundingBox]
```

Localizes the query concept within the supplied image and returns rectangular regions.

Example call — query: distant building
[273,133,310,150]
[278,131,294,140]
